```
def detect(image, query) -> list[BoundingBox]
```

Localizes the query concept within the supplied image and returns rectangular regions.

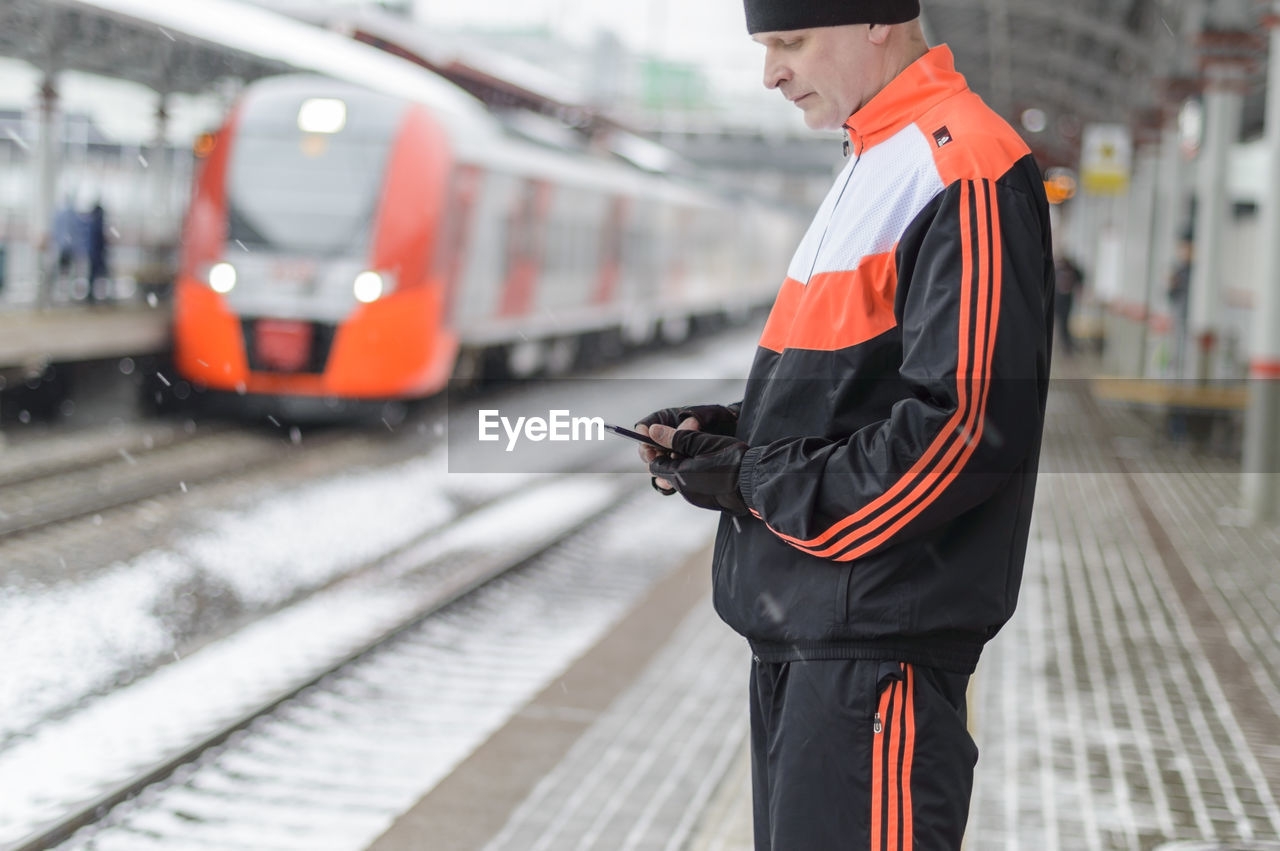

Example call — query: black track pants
[748,658,977,850]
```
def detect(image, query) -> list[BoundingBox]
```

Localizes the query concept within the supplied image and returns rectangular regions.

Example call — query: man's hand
[646,426,750,515]
[635,415,699,494]
[636,404,740,436]
[635,404,740,493]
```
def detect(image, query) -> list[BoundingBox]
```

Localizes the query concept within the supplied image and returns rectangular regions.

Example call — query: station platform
[363,358,1280,851]
[0,303,170,373]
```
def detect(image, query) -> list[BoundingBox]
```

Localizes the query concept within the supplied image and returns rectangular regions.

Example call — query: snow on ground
[47,492,721,851]
[0,450,473,742]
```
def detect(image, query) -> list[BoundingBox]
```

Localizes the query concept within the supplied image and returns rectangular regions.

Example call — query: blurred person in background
[52,195,80,292]
[634,1,1055,847]
[1053,247,1085,356]
[86,201,109,305]
[1167,231,1193,378]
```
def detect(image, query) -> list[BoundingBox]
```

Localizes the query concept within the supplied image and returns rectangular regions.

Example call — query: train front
[174,75,458,414]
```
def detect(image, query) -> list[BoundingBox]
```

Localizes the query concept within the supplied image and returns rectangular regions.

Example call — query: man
[86,202,109,305]
[52,196,79,288]
[1053,249,1085,356]
[1167,232,1193,378]
[636,2,1055,848]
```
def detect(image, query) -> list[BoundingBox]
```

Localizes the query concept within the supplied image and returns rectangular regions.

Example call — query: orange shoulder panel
[920,92,1031,187]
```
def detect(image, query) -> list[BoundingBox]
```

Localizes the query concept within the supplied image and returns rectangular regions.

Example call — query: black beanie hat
[744,0,920,33]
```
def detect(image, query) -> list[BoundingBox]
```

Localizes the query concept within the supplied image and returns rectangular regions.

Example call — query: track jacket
[716,46,1054,674]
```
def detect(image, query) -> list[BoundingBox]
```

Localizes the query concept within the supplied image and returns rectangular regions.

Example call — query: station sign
[1080,123,1132,195]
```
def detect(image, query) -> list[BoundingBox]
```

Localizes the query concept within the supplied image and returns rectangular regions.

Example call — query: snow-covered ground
[42,491,721,851]
[2,453,461,740]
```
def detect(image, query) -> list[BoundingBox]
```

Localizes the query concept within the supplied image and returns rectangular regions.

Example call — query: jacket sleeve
[737,176,1051,563]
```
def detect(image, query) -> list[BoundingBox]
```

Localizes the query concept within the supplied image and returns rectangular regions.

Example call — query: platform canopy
[0,0,498,308]
[922,0,1269,166]
[0,0,489,124]
[0,0,1272,173]
[0,0,286,95]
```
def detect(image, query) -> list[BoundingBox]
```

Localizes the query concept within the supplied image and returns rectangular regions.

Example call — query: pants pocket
[875,659,903,690]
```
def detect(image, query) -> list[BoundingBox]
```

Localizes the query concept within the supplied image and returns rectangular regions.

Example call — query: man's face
[754,25,885,131]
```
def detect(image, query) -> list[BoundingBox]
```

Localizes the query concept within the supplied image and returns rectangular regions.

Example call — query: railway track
[0,465,703,851]
[0,400,448,543]
[0,427,325,538]
[0,420,219,490]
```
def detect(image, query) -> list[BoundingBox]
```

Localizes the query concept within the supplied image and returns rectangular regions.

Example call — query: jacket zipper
[843,121,863,158]
[805,130,860,283]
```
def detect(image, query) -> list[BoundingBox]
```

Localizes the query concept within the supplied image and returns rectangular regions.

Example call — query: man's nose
[762,50,787,90]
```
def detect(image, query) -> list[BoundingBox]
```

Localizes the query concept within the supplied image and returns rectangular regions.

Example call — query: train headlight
[208,262,237,294]
[353,271,385,304]
[298,98,347,134]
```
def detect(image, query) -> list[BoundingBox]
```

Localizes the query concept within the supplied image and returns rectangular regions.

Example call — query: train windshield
[226,83,404,256]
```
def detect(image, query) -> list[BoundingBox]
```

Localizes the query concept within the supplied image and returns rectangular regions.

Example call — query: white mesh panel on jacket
[787,125,946,285]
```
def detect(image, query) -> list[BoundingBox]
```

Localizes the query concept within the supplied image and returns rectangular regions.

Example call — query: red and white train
[173,72,799,413]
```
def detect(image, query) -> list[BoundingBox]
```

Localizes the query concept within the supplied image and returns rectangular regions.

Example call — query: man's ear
[867,23,892,45]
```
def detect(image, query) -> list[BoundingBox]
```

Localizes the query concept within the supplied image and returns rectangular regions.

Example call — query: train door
[593,196,630,307]
[498,178,553,318]
[431,163,483,324]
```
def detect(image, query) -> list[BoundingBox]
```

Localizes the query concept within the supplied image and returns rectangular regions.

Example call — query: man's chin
[793,101,842,131]
[801,112,838,131]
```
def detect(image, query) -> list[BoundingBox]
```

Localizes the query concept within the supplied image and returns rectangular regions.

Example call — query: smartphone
[602,423,666,449]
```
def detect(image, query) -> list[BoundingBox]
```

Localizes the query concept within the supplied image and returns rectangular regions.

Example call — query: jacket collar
[843,45,968,155]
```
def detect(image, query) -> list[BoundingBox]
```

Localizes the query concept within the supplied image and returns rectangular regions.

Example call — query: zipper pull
[843,137,850,158]
[873,712,882,734]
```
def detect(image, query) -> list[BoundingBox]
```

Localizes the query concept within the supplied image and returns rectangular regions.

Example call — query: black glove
[648,429,750,516]
[635,403,740,437]
[636,403,739,496]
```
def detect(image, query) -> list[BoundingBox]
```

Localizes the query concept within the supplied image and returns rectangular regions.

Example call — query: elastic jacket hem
[748,632,984,674]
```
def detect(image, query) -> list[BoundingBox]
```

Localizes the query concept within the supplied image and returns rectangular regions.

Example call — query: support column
[1130,134,1162,377]
[30,74,59,309]
[1149,85,1196,377]
[1244,8,1280,521]
[148,93,172,245]
[1188,61,1244,383]
[1188,19,1260,382]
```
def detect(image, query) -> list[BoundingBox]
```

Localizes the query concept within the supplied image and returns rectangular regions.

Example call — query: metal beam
[992,30,1151,108]
[963,56,1136,120]
[926,0,1157,68]
[0,0,288,96]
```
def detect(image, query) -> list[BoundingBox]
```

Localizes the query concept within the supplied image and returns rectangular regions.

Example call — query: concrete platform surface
[0,304,170,370]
